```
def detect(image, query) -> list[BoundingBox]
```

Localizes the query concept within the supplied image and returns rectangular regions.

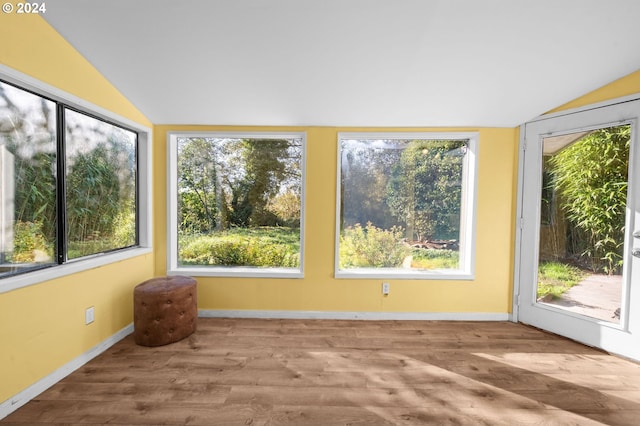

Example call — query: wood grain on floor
[3,318,640,425]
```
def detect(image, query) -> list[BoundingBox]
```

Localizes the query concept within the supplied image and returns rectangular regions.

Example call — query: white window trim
[335,131,478,280]
[167,131,306,278]
[0,65,153,295]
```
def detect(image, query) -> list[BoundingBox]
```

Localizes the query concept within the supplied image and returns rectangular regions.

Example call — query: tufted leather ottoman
[133,275,197,346]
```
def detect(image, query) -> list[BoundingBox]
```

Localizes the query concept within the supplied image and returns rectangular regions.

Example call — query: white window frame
[335,132,478,280]
[167,131,306,278]
[0,64,153,294]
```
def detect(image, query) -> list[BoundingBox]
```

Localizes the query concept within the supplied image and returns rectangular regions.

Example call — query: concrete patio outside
[542,274,622,323]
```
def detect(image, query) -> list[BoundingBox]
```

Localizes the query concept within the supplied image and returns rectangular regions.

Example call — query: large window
[336,132,477,279]
[168,132,305,277]
[64,108,137,259]
[0,78,143,281]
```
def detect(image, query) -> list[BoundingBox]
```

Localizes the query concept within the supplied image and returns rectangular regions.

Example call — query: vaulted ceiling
[43,0,640,127]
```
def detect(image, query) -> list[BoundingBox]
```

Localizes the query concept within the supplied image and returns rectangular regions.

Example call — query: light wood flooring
[3,318,640,425]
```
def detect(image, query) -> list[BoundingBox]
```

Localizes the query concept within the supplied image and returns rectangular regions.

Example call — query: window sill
[335,268,475,280]
[168,266,303,279]
[0,247,153,294]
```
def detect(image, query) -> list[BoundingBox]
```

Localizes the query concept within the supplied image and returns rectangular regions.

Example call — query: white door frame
[513,94,640,360]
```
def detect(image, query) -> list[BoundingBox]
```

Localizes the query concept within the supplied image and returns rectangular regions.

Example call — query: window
[336,132,477,279]
[0,81,56,275]
[0,75,150,285]
[64,108,137,259]
[168,132,305,277]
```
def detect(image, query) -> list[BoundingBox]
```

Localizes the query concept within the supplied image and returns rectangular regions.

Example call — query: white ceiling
[43,0,640,127]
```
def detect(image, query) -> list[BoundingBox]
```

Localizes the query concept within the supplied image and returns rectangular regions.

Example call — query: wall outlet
[382,282,390,295]
[85,306,95,325]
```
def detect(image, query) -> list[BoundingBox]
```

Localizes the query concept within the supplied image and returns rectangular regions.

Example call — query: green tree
[1,82,57,244]
[340,141,402,231]
[177,137,302,232]
[1,82,137,262]
[63,115,137,257]
[177,138,220,233]
[227,180,253,227]
[239,138,291,226]
[66,145,122,243]
[13,151,57,240]
[267,190,300,227]
[386,139,465,241]
[549,126,630,274]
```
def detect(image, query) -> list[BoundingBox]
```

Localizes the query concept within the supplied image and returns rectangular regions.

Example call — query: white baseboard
[0,324,133,420]
[199,309,510,321]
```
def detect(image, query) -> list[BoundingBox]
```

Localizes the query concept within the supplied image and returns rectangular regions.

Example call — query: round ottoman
[133,275,197,346]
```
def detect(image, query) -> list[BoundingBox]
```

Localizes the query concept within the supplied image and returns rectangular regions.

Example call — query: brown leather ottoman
[133,275,197,346]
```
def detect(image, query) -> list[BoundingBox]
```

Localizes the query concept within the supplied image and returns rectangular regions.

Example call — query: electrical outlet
[382,282,390,295]
[85,306,95,325]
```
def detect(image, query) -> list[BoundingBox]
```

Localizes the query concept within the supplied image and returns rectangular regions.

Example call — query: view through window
[538,124,630,323]
[64,109,137,259]
[337,133,477,278]
[170,134,304,275]
[0,80,139,278]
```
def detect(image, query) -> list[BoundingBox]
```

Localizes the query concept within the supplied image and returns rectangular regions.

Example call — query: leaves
[548,126,630,274]
[177,137,302,234]
[386,139,465,241]
[340,222,408,268]
[179,227,300,267]
[1,81,137,264]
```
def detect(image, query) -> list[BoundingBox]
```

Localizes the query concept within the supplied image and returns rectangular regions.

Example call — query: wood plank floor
[3,318,640,425]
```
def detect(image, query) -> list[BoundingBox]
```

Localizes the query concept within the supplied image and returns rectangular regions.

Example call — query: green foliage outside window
[548,126,630,274]
[11,221,52,263]
[386,139,464,241]
[179,227,299,267]
[176,136,302,268]
[339,222,408,268]
[0,81,138,272]
[339,137,468,272]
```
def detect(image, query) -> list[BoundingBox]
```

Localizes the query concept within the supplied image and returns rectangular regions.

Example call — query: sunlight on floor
[474,352,640,404]
[306,351,606,424]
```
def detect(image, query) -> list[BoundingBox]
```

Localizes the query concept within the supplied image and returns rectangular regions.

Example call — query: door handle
[634,249,640,258]
[634,231,640,239]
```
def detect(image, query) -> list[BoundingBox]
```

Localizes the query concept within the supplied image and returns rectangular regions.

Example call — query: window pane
[64,109,137,259]
[176,136,303,269]
[538,125,629,322]
[338,136,469,275]
[0,81,57,276]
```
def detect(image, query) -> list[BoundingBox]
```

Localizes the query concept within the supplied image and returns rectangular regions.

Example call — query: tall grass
[410,249,459,269]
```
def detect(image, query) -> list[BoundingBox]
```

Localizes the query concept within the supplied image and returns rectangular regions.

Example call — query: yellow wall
[154,126,519,314]
[0,14,154,403]
[549,70,640,113]
[0,11,150,127]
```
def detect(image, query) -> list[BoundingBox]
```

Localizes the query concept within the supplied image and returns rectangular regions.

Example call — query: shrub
[11,221,52,263]
[179,228,299,267]
[340,222,408,268]
[112,207,136,247]
[549,126,629,274]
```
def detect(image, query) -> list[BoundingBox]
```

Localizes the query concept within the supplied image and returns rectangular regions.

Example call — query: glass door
[516,99,640,360]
